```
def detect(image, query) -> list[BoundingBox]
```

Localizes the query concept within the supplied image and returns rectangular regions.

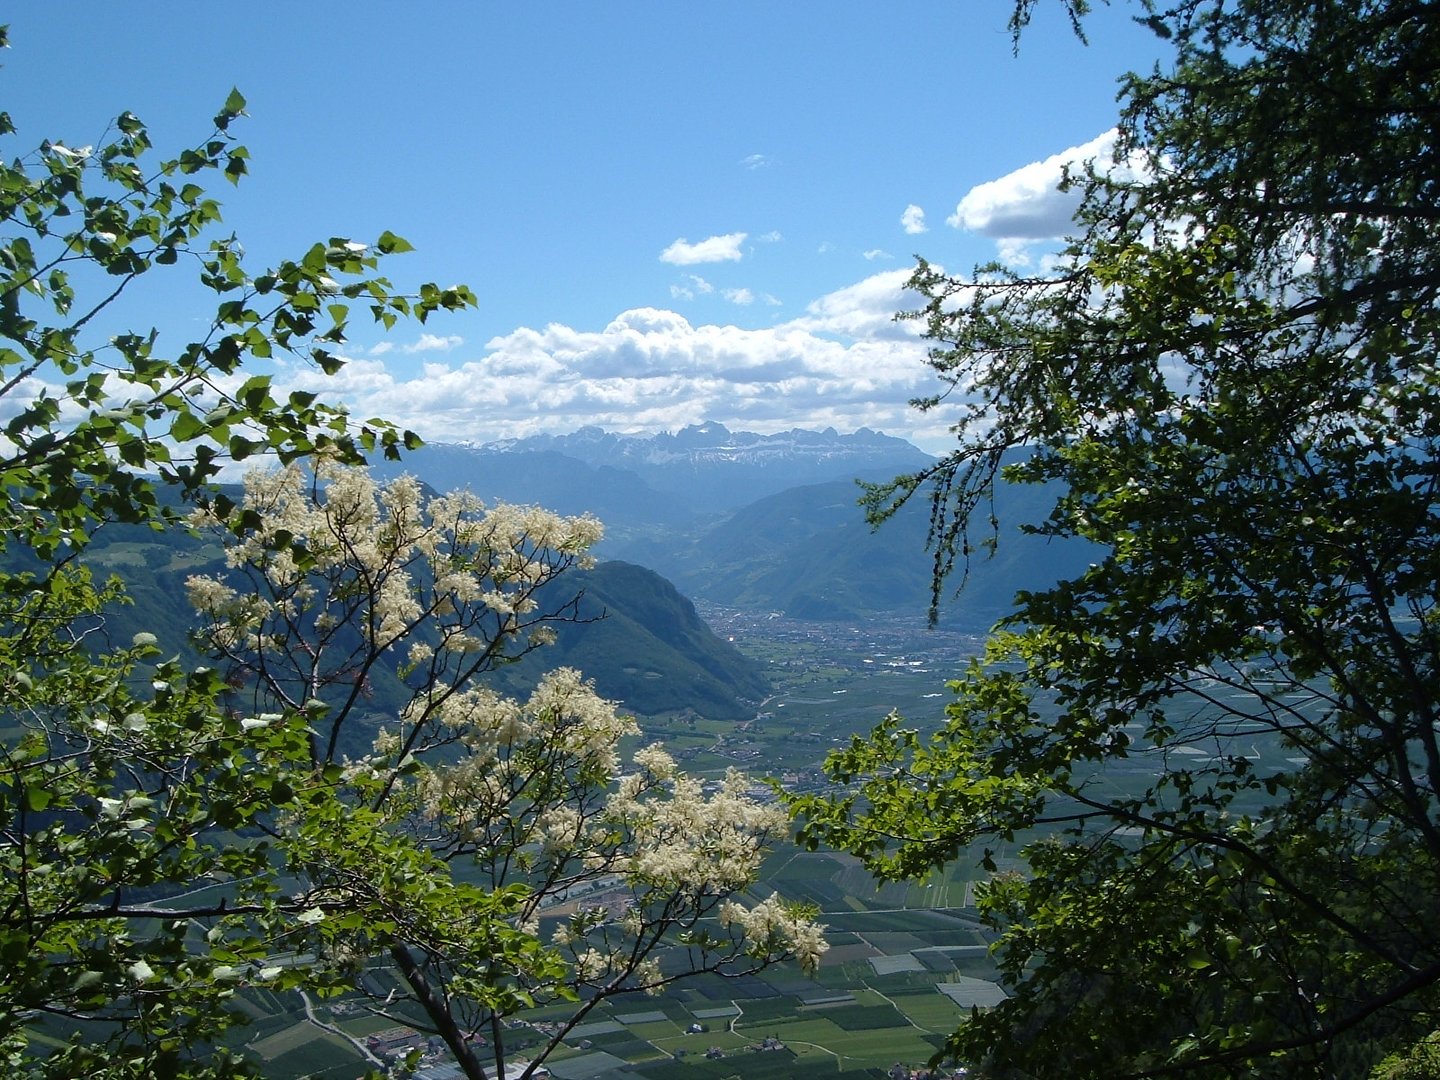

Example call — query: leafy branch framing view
[799,1,1440,1076]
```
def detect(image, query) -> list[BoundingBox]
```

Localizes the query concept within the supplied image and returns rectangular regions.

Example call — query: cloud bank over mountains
[271,133,1110,454]
[291,268,935,449]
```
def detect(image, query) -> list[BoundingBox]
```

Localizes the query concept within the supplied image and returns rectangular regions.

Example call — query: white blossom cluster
[608,765,787,892]
[568,946,662,991]
[408,667,638,826]
[397,673,826,987]
[719,893,829,976]
[184,460,603,729]
[187,461,601,645]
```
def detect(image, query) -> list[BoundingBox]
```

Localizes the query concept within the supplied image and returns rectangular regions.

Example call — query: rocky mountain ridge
[400,421,934,514]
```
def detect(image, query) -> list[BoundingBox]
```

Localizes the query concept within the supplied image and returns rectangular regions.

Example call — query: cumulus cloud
[740,153,770,170]
[863,249,892,261]
[270,271,948,452]
[948,129,1143,241]
[791,268,920,341]
[756,230,783,243]
[203,133,1175,463]
[402,333,464,354]
[999,237,1053,269]
[660,232,747,265]
[900,204,927,235]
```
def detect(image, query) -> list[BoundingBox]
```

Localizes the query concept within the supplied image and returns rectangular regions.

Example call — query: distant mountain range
[377,423,1093,629]
[376,421,934,519]
[626,477,1091,628]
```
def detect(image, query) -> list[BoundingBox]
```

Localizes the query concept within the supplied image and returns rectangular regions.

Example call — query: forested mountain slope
[69,513,768,722]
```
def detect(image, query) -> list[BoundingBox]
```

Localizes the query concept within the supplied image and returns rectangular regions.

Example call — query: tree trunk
[390,943,490,1080]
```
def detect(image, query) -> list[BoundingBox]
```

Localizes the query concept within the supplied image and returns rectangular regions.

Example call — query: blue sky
[8,4,1161,452]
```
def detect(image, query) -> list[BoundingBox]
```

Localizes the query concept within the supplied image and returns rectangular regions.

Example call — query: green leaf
[170,409,205,443]
[376,230,414,255]
[217,87,247,127]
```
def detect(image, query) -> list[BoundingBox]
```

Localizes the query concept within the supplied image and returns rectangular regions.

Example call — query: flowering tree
[186,461,824,1080]
[0,40,816,1077]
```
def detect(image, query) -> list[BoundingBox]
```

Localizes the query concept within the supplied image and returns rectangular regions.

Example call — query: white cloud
[669,274,715,300]
[660,232,747,265]
[817,241,835,254]
[402,333,464,354]
[756,230,783,243]
[265,143,1168,456]
[792,268,920,341]
[948,129,1144,242]
[368,342,394,356]
[996,237,1034,268]
[740,153,770,170]
[274,272,949,452]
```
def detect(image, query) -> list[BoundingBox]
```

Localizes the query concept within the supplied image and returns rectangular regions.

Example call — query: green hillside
[66,516,768,723]
[496,561,771,718]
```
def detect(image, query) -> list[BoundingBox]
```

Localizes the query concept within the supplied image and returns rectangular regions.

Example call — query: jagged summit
[475,420,927,473]
[425,421,933,514]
